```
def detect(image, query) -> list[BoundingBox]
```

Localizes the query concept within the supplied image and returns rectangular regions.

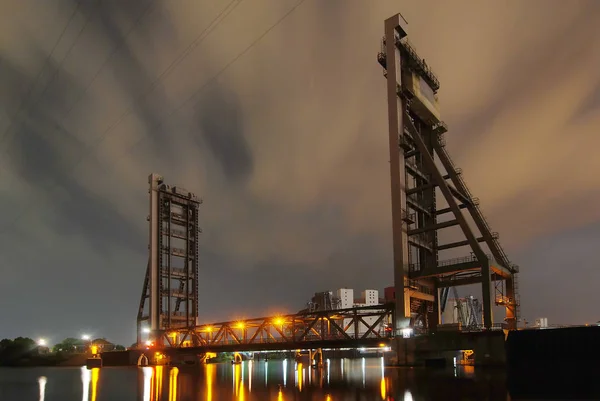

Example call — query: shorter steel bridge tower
[137,173,202,346]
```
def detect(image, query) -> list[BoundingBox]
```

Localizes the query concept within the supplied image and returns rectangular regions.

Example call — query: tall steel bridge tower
[377,14,520,334]
[137,173,202,346]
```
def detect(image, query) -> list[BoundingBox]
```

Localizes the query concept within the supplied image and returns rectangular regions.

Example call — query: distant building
[338,288,386,336]
[302,288,388,336]
[305,291,341,312]
[337,288,354,309]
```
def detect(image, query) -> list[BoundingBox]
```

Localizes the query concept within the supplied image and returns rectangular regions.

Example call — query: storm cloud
[1,0,599,344]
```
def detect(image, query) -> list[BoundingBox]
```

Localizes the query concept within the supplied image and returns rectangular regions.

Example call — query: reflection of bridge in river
[137,358,397,400]
[37,359,511,401]
[133,359,507,400]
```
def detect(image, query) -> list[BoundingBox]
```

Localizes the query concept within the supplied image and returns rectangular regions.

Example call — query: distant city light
[38,339,47,346]
[82,335,91,341]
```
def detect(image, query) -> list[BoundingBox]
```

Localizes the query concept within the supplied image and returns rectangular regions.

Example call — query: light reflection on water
[37,376,46,401]
[0,357,509,401]
[133,357,507,400]
[80,366,100,401]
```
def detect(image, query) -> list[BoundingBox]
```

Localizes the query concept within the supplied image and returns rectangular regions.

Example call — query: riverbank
[0,352,92,367]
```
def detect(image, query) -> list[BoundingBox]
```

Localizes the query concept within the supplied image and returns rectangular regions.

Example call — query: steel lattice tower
[137,173,202,346]
[378,15,520,335]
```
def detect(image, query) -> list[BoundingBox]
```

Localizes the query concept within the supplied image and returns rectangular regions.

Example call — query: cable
[77,0,244,161]
[50,0,160,134]
[0,2,83,144]
[0,0,249,231]
[0,2,40,89]
[3,0,306,232]
[123,0,308,157]
[0,0,155,156]
[0,0,158,230]
[1,0,238,163]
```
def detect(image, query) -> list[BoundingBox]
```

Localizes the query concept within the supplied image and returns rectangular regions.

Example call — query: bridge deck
[168,337,391,354]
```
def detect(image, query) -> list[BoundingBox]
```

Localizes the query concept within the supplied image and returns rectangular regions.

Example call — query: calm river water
[0,357,510,400]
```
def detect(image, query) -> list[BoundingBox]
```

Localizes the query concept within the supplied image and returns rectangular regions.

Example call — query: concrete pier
[387,330,506,367]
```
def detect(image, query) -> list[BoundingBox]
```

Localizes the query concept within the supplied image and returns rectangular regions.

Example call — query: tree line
[0,337,125,366]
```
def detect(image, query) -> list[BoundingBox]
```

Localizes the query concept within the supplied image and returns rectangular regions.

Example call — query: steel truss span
[378,14,520,332]
[153,304,394,352]
[137,173,203,345]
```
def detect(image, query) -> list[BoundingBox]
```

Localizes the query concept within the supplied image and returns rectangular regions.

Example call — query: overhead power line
[0,1,83,144]
[0,0,258,231]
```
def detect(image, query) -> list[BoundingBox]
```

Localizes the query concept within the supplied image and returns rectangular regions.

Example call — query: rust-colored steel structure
[135,14,521,355]
[137,174,203,346]
[377,14,520,336]
[156,304,394,352]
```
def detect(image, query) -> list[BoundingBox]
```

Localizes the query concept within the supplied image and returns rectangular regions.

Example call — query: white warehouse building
[336,288,386,336]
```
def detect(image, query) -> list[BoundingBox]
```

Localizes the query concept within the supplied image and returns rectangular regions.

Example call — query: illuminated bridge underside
[158,304,394,352]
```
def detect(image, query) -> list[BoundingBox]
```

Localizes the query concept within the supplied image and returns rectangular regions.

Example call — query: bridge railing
[160,304,395,348]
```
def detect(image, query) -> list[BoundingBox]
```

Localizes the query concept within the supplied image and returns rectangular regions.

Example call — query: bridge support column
[389,336,416,366]
[151,330,166,347]
[311,348,323,369]
[383,13,412,337]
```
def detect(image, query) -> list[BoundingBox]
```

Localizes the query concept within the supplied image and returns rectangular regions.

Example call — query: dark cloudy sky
[1,0,599,345]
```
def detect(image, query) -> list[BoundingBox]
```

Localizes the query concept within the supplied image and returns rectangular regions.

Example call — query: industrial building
[440,296,483,328]
[303,286,488,334]
[302,288,389,336]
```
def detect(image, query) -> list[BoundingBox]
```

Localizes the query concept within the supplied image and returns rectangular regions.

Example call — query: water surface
[0,357,509,400]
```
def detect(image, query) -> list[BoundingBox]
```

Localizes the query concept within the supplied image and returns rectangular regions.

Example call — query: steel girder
[156,304,394,350]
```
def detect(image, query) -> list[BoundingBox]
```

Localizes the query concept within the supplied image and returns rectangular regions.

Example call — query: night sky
[1,0,599,346]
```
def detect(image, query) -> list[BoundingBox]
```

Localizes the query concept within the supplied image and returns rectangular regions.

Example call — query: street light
[38,339,47,347]
[142,327,151,334]
[82,335,91,341]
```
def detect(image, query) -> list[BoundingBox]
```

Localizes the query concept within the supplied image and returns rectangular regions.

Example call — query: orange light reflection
[296,363,303,392]
[205,363,215,401]
[168,367,178,401]
[90,368,99,401]
[234,364,241,396]
[155,365,164,399]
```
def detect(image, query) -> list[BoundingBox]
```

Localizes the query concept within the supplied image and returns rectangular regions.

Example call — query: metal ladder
[512,271,521,323]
